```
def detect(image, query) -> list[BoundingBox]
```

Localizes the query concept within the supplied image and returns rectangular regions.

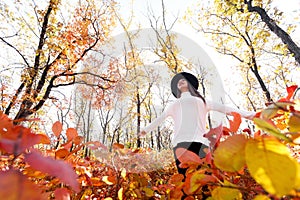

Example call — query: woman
[139,72,255,176]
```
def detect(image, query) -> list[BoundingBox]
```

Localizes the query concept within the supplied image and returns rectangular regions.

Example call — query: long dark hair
[177,81,206,103]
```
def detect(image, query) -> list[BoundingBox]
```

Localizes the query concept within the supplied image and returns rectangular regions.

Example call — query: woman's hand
[247,112,260,120]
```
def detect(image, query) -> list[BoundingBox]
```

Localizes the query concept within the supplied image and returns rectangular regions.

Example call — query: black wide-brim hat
[171,72,199,98]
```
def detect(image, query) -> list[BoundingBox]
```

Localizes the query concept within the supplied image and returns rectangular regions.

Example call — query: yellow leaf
[184,170,216,195]
[102,176,114,185]
[253,194,271,200]
[253,118,291,141]
[290,132,300,144]
[245,137,300,197]
[211,185,242,200]
[120,168,126,179]
[288,114,300,132]
[80,188,92,200]
[142,187,154,197]
[118,188,123,200]
[213,134,247,172]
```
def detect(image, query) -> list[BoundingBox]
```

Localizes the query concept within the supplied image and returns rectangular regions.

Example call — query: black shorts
[173,142,208,176]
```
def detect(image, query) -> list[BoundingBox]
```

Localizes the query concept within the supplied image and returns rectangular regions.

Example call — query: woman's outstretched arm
[206,100,256,119]
[139,103,175,136]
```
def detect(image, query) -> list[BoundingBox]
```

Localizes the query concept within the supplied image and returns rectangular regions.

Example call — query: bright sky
[115,0,300,66]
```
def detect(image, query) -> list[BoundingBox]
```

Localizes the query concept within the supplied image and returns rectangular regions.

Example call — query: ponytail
[188,83,206,104]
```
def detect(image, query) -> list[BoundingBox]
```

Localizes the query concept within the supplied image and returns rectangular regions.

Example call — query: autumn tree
[240,0,300,64]
[186,0,299,110]
[0,0,119,123]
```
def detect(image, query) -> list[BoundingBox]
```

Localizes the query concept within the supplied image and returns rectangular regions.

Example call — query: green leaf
[245,137,300,197]
[213,134,247,172]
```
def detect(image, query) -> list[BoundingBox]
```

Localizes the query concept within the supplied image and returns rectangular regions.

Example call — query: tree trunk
[136,86,141,148]
[246,2,300,65]
[157,127,161,151]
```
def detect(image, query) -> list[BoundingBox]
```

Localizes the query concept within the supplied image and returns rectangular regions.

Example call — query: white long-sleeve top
[141,92,255,147]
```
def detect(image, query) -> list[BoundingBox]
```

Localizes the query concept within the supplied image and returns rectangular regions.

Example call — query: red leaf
[0,139,15,154]
[222,129,230,136]
[204,124,223,148]
[286,85,298,100]
[205,150,213,165]
[24,150,79,192]
[0,169,47,200]
[66,128,77,141]
[52,121,63,138]
[278,85,298,101]
[0,111,13,136]
[175,148,203,166]
[0,126,43,154]
[54,188,71,200]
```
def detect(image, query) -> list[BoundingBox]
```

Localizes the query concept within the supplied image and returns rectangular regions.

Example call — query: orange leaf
[55,149,70,159]
[66,128,77,141]
[226,112,242,133]
[168,174,184,185]
[61,140,73,150]
[52,121,63,138]
[24,150,79,192]
[113,143,124,149]
[73,136,83,145]
[37,134,51,144]
[90,177,104,186]
[170,189,184,200]
[0,169,47,200]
